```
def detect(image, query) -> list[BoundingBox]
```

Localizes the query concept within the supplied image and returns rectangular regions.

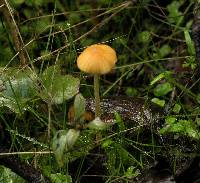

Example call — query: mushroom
[77,44,117,118]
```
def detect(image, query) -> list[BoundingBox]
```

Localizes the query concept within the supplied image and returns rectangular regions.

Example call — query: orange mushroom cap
[77,44,117,75]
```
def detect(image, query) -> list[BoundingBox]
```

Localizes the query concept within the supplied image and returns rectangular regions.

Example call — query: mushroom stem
[94,74,101,118]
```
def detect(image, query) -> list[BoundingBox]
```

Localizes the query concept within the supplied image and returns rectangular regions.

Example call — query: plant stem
[48,103,51,143]
[94,74,101,118]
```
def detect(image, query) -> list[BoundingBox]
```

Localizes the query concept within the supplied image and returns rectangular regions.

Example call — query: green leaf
[159,127,168,134]
[1,69,36,98]
[41,66,80,104]
[150,71,172,85]
[125,166,140,179]
[0,166,26,183]
[182,29,196,70]
[125,87,138,97]
[34,0,43,6]
[159,44,172,58]
[172,104,181,114]
[183,56,196,70]
[41,65,61,86]
[151,98,165,107]
[167,1,183,24]
[165,116,177,125]
[161,118,200,140]
[138,31,151,43]
[168,123,184,133]
[180,120,199,139]
[52,130,68,167]
[12,0,25,5]
[87,117,111,130]
[101,139,114,149]
[153,82,172,97]
[184,29,195,56]
[50,173,72,183]
[186,126,199,139]
[65,129,80,149]
[0,69,37,113]
[52,129,80,167]
[115,112,125,131]
[196,118,200,126]
[73,94,86,123]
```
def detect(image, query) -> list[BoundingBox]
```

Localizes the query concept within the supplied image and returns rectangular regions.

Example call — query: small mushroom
[77,44,117,118]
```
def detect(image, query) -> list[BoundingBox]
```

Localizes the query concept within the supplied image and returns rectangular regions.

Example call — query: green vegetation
[0,0,200,182]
